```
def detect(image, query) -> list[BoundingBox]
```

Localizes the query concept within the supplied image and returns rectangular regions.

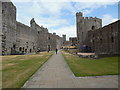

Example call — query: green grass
[2,51,54,88]
[62,51,119,77]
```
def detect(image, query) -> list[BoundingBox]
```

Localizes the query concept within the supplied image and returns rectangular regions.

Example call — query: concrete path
[22,50,118,88]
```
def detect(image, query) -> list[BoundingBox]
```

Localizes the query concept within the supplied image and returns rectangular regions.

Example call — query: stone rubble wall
[1,2,63,55]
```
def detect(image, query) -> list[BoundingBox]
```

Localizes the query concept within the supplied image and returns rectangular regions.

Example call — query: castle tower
[76,12,102,52]
[30,18,36,29]
[2,2,17,55]
[62,34,66,44]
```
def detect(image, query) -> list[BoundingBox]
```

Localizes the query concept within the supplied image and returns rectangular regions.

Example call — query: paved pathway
[22,50,118,88]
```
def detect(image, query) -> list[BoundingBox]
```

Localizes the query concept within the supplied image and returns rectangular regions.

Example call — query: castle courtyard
[22,50,118,88]
[2,50,118,88]
[1,0,119,89]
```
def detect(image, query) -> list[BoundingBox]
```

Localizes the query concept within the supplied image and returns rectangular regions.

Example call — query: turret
[76,12,83,23]
[62,34,66,43]
[76,12,83,17]
[30,18,35,27]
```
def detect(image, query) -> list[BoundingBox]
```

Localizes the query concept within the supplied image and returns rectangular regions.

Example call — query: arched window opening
[30,49,32,53]
[19,47,22,51]
[92,26,95,30]
[25,49,27,53]
[13,45,16,49]
[48,37,50,40]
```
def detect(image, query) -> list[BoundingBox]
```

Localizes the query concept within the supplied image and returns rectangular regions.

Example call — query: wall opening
[30,49,32,53]
[48,37,50,40]
[111,36,114,43]
[92,26,95,30]
[19,47,22,51]
[13,45,16,49]
[25,49,27,53]
[100,38,102,43]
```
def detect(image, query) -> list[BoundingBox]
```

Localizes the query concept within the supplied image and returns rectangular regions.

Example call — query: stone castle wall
[0,1,2,55]
[16,21,37,54]
[76,12,119,55]
[76,12,102,51]
[2,2,17,55]
[1,2,63,55]
[85,20,119,55]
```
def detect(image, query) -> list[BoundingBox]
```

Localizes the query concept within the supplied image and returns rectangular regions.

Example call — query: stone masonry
[1,2,63,55]
[76,12,102,52]
[85,20,120,55]
[76,12,120,55]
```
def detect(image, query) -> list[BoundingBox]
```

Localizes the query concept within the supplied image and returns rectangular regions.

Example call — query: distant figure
[48,48,50,53]
[56,49,58,54]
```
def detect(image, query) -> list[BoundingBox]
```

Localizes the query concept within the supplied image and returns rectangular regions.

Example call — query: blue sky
[11,0,118,40]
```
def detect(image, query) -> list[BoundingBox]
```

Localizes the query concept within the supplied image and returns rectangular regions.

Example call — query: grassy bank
[2,51,54,88]
[62,51,119,77]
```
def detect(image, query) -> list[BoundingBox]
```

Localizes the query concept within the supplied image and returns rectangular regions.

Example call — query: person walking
[56,48,58,54]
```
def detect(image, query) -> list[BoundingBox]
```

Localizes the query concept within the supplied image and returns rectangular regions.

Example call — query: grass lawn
[2,51,54,88]
[62,51,119,77]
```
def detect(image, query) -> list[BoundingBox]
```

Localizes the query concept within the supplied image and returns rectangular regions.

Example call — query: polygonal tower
[76,12,102,52]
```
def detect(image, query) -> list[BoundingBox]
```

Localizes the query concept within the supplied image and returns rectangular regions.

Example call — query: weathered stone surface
[76,12,119,55]
[1,2,63,55]
[76,12,102,52]
[85,20,120,55]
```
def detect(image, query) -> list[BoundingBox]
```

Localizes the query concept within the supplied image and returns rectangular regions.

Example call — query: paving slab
[22,50,118,88]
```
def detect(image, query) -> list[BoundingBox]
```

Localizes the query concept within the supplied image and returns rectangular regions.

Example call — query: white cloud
[102,14,118,26]
[12,0,118,39]
[35,17,68,29]
[74,2,118,15]
[49,25,76,40]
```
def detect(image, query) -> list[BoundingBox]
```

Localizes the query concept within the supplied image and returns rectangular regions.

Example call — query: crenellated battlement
[76,12,102,23]
[76,12,83,17]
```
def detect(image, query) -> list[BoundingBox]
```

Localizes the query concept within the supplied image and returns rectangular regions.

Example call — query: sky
[11,0,119,40]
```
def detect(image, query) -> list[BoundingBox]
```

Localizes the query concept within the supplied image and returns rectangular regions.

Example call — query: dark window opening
[30,49,32,53]
[19,47,22,51]
[111,36,114,43]
[38,31,39,34]
[25,49,27,52]
[92,26,95,30]
[100,38,102,43]
[48,37,50,40]
[13,45,16,49]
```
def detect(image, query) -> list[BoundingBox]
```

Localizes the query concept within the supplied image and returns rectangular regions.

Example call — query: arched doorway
[30,49,32,53]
